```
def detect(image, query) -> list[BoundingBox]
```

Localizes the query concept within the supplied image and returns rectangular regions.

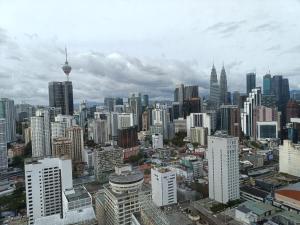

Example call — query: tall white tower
[208,132,240,204]
[62,48,72,81]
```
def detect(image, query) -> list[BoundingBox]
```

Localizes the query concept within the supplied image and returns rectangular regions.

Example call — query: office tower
[104,97,115,112]
[48,81,74,115]
[252,106,281,138]
[151,167,177,207]
[286,100,300,123]
[246,73,256,94]
[152,104,171,138]
[117,113,134,129]
[209,65,220,108]
[241,88,262,137]
[31,110,51,157]
[263,74,272,95]
[184,85,199,100]
[172,102,180,120]
[219,66,228,105]
[0,119,7,170]
[114,97,123,106]
[15,103,34,122]
[88,119,109,144]
[208,132,240,204]
[174,84,184,117]
[94,146,123,183]
[52,137,72,158]
[25,157,73,225]
[279,140,300,177]
[98,165,150,225]
[142,94,149,108]
[117,126,138,148]
[0,98,16,143]
[186,113,211,137]
[232,91,240,106]
[128,93,142,131]
[220,105,241,138]
[261,94,277,108]
[67,126,84,162]
[256,121,278,140]
[183,97,201,117]
[110,112,119,141]
[271,75,290,115]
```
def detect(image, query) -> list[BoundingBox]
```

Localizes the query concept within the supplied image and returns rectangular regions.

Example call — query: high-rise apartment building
[279,140,300,177]
[208,132,240,204]
[0,119,7,170]
[48,81,74,115]
[67,126,84,162]
[0,98,16,143]
[52,137,72,158]
[25,157,73,225]
[151,167,177,207]
[117,126,138,148]
[117,113,134,129]
[31,109,51,157]
[94,146,123,183]
[246,73,256,94]
[186,113,211,137]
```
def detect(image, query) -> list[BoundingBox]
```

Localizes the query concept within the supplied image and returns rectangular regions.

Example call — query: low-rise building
[274,182,300,213]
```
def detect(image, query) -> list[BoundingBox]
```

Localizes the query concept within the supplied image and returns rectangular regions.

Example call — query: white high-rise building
[117,113,134,129]
[241,88,261,137]
[151,167,177,207]
[208,132,240,204]
[31,110,51,157]
[25,157,96,225]
[152,104,171,139]
[25,157,73,225]
[0,119,8,170]
[0,98,16,143]
[279,140,300,177]
[186,113,211,137]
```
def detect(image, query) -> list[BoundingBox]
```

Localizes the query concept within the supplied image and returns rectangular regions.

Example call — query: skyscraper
[128,93,142,131]
[209,64,220,108]
[67,126,84,162]
[30,109,51,157]
[0,119,7,170]
[220,105,241,138]
[241,88,262,137]
[246,72,256,94]
[0,98,16,143]
[184,85,199,100]
[208,132,240,204]
[263,74,272,95]
[219,65,228,105]
[48,81,74,115]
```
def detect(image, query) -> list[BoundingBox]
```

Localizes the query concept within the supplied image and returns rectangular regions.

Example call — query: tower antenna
[62,47,72,81]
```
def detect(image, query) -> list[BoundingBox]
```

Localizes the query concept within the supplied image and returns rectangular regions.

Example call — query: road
[192,201,226,225]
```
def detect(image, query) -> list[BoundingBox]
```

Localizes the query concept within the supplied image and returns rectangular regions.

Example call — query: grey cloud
[265,44,281,51]
[204,20,246,36]
[281,45,300,54]
[250,23,280,32]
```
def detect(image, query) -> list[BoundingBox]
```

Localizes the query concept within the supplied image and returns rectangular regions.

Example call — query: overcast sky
[0,0,300,104]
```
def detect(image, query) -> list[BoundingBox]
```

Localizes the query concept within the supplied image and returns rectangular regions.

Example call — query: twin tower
[209,64,228,107]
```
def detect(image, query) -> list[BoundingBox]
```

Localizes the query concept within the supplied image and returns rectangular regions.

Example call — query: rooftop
[240,185,269,199]
[64,185,90,202]
[109,170,144,184]
[236,201,275,216]
[275,182,300,201]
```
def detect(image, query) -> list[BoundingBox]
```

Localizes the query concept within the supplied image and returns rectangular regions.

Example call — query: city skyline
[1,0,300,104]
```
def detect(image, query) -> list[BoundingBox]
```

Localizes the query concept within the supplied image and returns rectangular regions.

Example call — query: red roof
[276,190,300,201]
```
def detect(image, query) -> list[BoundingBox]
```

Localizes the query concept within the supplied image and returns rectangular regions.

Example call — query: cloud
[281,45,300,54]
[265,44,281,51]
[249,22,280,32]
[0,32,210,104]
[204,20,246,36]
